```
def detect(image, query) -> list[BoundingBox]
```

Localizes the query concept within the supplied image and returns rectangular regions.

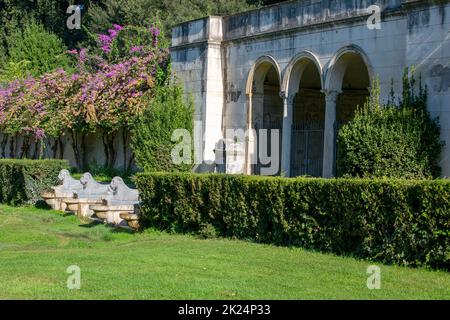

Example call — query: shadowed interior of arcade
[248,61,283,176]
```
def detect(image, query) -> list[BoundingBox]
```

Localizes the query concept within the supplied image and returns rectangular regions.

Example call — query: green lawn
[71,172,135,186]
[0,205,449,300]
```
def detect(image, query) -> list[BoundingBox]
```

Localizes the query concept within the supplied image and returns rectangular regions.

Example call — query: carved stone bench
[62,173,112,217]
[90,203,137,226]
[43,172,140,229]
[120,212,140,230]
[90,177,139,227]
[41,169,85,211]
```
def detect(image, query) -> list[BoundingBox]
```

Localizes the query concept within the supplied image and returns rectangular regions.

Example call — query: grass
[0,205,449,300]
[71,172,135,186]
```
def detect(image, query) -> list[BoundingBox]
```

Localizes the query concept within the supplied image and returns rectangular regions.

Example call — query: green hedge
[0,159,69,205]
[136,173,450,270]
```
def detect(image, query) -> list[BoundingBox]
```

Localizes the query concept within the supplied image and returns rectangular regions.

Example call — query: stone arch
[325,45,372,125]
[281,51,324,96]
[282,51,325,177]
[246,55,282,95]
[321,45,373,177]
[324,44,373,92]
[245,55,283,175]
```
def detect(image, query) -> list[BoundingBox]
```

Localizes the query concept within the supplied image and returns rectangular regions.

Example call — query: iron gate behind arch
[291,120,324,177]
[253,120,283,176]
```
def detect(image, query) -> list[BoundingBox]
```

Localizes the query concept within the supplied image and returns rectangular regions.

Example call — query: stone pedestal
[216,139,246,174]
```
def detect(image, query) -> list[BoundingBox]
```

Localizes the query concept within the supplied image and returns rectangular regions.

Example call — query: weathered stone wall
[0,130,134,169]
[171,17,224,169]
[404,1,450,175]
[171,0,450,176]
[222,0,403,41]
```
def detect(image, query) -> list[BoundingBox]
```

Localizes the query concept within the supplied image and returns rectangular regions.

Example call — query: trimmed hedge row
[0,159,69,205]
[136,173,450,270]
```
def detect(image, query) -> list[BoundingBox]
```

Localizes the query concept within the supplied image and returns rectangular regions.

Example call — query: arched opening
[289,59,325,177]
[325,47,372,176]
[335,53,371,126]
[247,58,283,176]
[326,48,371,128]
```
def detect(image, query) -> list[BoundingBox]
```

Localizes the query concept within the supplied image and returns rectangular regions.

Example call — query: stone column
[246,92,264,175]
[245,93,253,175]
[280,91,295,177]
[322,90,341,178]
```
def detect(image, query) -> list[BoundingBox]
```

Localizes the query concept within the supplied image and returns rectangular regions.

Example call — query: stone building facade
[171,0,450,177]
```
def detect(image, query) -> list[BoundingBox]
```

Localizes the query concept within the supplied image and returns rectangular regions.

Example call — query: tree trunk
[14,137,19,158]
[1,135,8,158]
[51,138,58,159]
[58,136,65,159]
[32,140,39,159]
[102,131,117,168]
[71,131,80,167]
[127,152,135,171]
[108,133,117,168]
[9,136,16,158]
[122,130,128,170]
[37,139,45,159]
[21,136,31,159]
[71,131,86,169]
[81,134,87,169]
[102,134,110,168]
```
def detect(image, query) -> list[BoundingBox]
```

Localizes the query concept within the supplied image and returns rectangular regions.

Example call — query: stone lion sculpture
[107,177,139,201]
[53,169,83,193]
[74,173,110,198]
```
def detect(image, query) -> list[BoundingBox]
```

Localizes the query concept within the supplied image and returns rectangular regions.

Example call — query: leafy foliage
[0,159,69,205]
[0,0,281,61]
[131,84,194,172]
[0,0,88,53]
[0,60,32,85]
[0,1,278,168]
[337,71,443,179]
[86,0,261,38]
[0,24,170,168]
[4,21,74,78]
[136,172,450,270]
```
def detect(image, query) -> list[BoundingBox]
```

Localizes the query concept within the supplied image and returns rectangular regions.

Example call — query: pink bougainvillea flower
[34,127,46,140]
[66,49,78,55]
[0,23,170,147]
[150,27,160,37]
[130,46,143,53]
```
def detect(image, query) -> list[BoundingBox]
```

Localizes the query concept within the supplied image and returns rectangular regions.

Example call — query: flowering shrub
[0,24,170,168]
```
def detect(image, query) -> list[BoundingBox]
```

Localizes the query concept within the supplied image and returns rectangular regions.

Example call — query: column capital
[279,91,295,104]
[321,89,342,102]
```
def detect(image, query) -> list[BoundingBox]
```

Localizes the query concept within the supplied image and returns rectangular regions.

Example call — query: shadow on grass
[62,212,75,218]
[34,200,51,210]
[78,221,102,228]
[109,227,136,235]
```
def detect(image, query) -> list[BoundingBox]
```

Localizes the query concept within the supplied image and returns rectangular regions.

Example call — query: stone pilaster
[322,90,341,178]
[280,91,295,177]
